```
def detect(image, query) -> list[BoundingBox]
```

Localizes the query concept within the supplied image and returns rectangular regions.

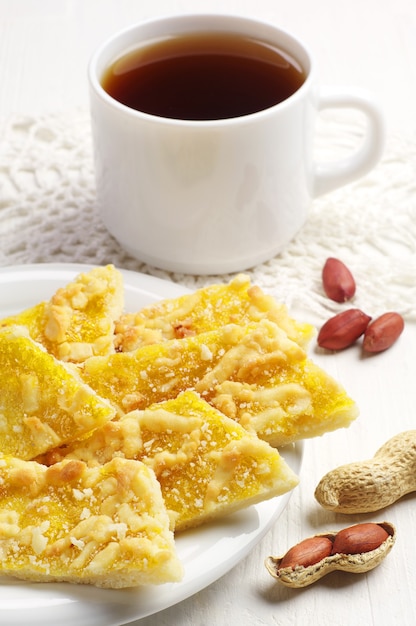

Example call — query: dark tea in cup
[101,32,306,120]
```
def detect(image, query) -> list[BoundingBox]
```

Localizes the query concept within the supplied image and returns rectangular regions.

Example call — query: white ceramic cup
[88,14,385,275]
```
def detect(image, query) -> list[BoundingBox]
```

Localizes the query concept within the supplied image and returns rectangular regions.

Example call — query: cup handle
[313,87,385,197]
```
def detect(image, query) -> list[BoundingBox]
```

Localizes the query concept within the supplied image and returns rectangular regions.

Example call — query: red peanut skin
[331,523,389,555]
[279,536,333,569]
[363,312,405,353]
[322,258,356,303]
[317,309,371,350]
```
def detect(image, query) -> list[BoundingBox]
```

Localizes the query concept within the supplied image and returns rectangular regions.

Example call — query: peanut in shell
[315,430,416,513]
[265,522,395,588]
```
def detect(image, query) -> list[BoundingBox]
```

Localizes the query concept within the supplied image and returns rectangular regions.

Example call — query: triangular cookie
[0,456,182,587]
[0,265,124,362]
[37,391,299,532]
[0,326,115,459]
[81,320,358,447]
[114,273,314,352]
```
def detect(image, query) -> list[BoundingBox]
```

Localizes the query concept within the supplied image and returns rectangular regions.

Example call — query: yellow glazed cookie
[0,265,124,362]
[82,320,358,447]
[37,391,299,531]
[0,456,182,587]
[0,326,115,459]
[114,274,315,352]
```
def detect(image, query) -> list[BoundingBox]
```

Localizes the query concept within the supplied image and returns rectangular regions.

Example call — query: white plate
[0,263,303,626]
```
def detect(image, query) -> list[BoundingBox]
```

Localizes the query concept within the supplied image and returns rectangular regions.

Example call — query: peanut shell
[265,522,395,588]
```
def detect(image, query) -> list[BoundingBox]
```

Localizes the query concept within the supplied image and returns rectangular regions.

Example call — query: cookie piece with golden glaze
[0,326,116,459]
[114,274,314,352]
[37,391,299,532]
[0,265,124,363]
[0,456,182,587]
[81,320,358,447]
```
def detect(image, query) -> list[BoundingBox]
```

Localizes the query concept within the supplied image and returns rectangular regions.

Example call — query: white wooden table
[1,2,415,625]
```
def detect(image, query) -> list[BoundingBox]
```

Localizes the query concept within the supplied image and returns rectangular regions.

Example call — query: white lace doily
[0,110,415,322]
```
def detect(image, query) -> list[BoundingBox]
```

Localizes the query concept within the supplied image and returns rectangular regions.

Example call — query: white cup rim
[88,12,315,128]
